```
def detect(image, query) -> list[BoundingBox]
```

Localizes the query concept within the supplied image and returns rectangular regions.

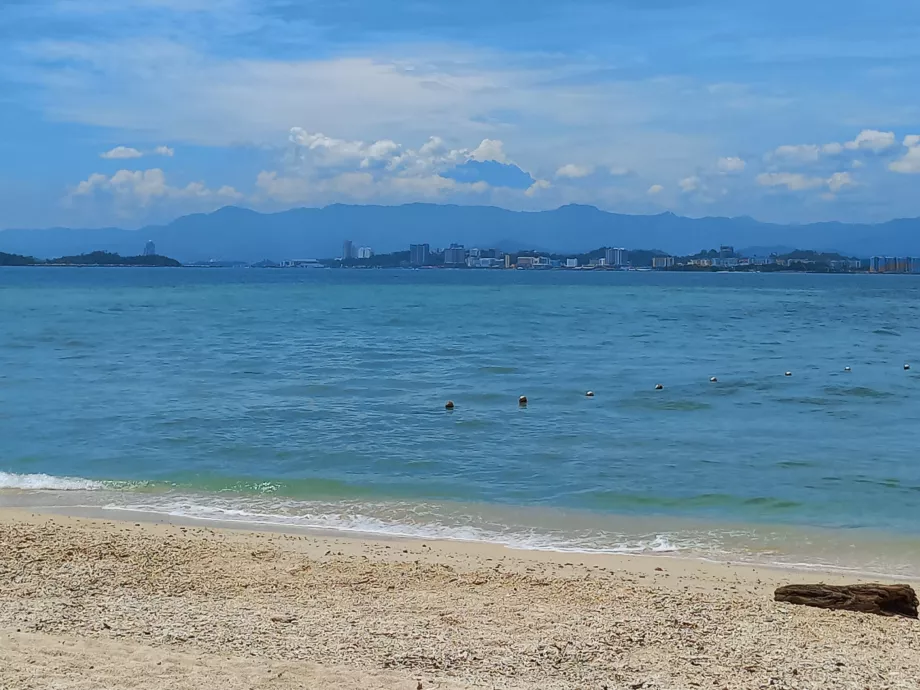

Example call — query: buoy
[844,366,851,372]
[784,371,792,377]
[519,395,528,405]
[710,377,717,383]
[655,384,663,390]
[906,364,911,371]
[445,400,454,410]
[585,391,595,397]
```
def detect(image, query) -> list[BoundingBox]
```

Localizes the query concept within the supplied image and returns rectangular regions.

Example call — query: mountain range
[1,204,919,262]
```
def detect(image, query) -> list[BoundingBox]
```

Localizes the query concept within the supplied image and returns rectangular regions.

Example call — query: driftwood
[775,583,918,618]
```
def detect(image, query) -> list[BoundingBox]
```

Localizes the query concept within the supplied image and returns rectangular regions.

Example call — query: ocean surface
[2,267,920,576]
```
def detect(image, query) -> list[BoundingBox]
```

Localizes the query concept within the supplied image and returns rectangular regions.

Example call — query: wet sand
[1,507,918,689]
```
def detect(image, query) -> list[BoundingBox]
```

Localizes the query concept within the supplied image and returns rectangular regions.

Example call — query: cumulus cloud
[70,168,241,208]
[524,179,552,197]
[154,145,175,157]
[827,171,854,193]
[756,171,853,193]
[679,176,701,193]
[889,135,920,174]
[716,157,746,174]
[469,139,508,163]
[255,169,490,204]
[100,146,143,159]
[647,184,664,195]
[555,164,593,179]
[844,129,896,152]
[770,130,898,165]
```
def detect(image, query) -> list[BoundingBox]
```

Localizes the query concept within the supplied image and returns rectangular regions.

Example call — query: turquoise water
[2,268,920,574]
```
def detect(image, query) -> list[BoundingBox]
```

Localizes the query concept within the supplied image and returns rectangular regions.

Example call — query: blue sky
[2,0,920,229]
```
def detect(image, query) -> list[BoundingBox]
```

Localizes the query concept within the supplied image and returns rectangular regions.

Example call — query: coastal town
[275,240,920,273]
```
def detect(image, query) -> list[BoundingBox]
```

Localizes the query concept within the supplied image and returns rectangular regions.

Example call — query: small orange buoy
[655,384,663,390]
[445,401,454,410]
[585,391,595,397]
[519,395,528,405]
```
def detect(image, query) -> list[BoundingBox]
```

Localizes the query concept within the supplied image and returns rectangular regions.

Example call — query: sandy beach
[1,508,918,690]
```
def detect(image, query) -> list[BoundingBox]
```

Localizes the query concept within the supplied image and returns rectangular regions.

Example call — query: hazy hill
[1,204,918,262]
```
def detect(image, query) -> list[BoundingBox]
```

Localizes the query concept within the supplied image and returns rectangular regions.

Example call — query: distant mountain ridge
[2,203,919,262]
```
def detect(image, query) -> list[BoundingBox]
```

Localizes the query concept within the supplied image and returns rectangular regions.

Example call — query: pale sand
[1,508,918,689]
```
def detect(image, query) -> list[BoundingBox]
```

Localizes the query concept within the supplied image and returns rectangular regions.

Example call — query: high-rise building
[342,240,355,260]
[719,245,735,259]
[357,247,374,259]
[143,240,156,257]
[410,244,430,266]
[443,244,466,265]
[651,256,675,269]
[605,247,627,266]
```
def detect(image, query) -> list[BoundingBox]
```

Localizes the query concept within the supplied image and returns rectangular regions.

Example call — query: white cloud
[827,171,854,193]
[555,164,593,179]
[70,168,241,209]
[469,139,508,163]
[889,135,920,174]
[524,179,552,197]
[256,169,491,204]
[756,171,853,193]
[716,156,746,174]
[647,184,664,195]
[770,130,897,165]
[844,129,896,152]
[100,146,143,159]
[679,176,701,193]
[154,145,175,157]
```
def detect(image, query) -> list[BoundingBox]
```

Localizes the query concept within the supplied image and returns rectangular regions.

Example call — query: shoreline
[2,506,918,689]
[5,482,920,581]
[26,502,920,583]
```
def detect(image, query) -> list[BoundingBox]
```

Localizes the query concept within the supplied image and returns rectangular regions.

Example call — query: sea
[2,267,920,577]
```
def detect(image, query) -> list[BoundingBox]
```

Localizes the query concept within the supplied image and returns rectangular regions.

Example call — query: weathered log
[775,583,918,618]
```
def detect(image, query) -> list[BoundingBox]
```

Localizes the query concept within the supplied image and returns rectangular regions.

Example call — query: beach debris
[445,400,455,410]
[519,395,528,406]
[774,583,918,619]
[585,391,595,397]
[270,614,296,624]
[655,384,663,390]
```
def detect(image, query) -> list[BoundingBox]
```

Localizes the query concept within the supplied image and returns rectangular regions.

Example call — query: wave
[0,471,106,491]
[103,498,684,556]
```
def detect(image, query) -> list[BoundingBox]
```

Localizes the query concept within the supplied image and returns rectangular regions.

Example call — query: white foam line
[0,471,105,491]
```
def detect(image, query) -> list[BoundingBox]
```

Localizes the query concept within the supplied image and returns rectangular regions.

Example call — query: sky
[2,0,920,229]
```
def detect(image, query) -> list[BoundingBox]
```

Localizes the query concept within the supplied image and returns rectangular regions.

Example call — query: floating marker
[785,371,792,377]
[844,366,851,372]
[655,384,664,390]
[585,391,595,397]
[519,395,528,405]
[445,400,455,410]
[710,377,718,383]
[906,364,912,371]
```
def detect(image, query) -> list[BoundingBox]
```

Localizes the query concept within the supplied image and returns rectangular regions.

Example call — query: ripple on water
[823,386,894,399]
